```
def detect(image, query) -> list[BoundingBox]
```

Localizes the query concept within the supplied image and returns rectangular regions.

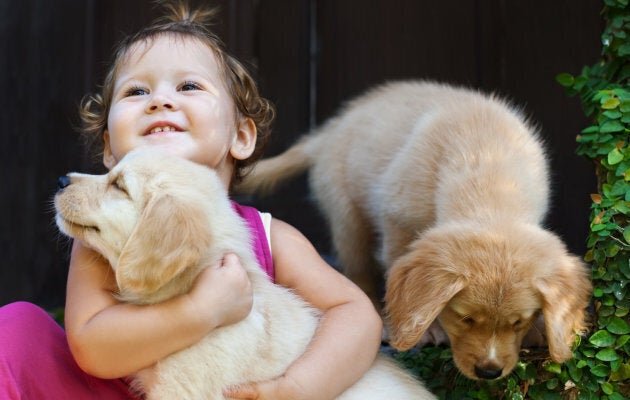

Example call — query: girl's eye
[124,86,148,97]
[180,81,202,91]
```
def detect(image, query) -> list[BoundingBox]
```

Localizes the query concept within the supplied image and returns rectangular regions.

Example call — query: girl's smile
[144,122,184,136]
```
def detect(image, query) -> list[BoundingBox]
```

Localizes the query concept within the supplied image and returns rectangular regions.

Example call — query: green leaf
[614,200,630,213]
[579,390,599,400]
[619,42,630,56]
[545,378,559,390]
[544,362,562,374]
[556,73,575,87]
[589,329,617,347]
[601,119,625,133]
[595,348,620,361]
[613,282,627,300]
[607,316,630,334]
[609,147,625,164]
[608,392,628,400]
[611,178,630,196]
[602,97,621,109]
[590,363,611,377]
[611,358,622,372]
[604,109,623,119]
[582,125,600,134]
[595,90,611,102]
[607,244,620,257]
[610,362,630,381]
[601,381,615,395]
[600,305,616,317]
[613,87,630,100]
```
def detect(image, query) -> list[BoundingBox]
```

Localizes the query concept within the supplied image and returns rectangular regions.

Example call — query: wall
[0,0,602,307]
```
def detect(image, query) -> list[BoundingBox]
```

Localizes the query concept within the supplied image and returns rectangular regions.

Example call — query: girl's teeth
[151,126,175,134]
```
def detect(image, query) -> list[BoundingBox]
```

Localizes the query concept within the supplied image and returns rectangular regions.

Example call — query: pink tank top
[231,202,275,282]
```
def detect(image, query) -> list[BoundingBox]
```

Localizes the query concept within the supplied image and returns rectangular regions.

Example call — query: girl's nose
[146,94,177,112]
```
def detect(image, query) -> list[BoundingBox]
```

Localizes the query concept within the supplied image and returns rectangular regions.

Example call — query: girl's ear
[230,118,257,160]
[103,131,117,170]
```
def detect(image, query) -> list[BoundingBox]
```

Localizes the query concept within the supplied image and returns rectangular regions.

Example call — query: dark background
[1,0,602,308]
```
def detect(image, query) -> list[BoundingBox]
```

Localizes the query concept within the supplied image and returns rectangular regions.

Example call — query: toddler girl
[0,2,382,399]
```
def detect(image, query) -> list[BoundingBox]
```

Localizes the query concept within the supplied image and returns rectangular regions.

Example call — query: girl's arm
[227,218,383,400]
[64,241,253,379]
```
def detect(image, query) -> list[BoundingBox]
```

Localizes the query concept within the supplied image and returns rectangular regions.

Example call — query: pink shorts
[0,301,137,399]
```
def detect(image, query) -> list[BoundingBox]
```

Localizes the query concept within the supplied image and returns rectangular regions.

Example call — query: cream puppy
[55,149,436,399]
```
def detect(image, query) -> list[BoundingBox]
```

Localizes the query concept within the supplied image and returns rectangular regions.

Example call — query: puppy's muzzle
[474,365,503,380]
[57,175,71,193]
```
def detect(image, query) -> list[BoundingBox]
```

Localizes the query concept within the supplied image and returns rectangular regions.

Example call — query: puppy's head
[384,222,591,380]
[55,149,230,303]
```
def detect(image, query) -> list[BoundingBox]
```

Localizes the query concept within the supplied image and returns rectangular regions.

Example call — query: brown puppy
[238,81,592,380]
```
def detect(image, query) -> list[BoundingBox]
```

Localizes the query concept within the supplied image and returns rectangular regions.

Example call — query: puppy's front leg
[521,314,547,348]
[415,320,450,347]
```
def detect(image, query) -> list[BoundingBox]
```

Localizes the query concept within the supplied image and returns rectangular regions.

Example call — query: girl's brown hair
[79,1,275,185]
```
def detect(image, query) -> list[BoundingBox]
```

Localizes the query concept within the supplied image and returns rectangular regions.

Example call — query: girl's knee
[1,301,57,329]
[0,302,63,352]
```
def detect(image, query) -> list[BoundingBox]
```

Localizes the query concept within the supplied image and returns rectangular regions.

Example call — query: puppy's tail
[238,136,317,195]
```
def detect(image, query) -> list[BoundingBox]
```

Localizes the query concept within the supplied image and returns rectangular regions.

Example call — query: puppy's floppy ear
[384,236,465,351]
[116,191,211,300]
[535,253,592,362]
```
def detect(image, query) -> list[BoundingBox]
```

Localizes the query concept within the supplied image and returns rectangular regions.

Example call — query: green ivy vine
[396,1,630,398]
[556,0,630,397]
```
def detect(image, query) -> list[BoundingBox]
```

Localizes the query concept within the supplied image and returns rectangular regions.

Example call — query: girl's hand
[65,244,254,379]
[224,375,304,400]
[188,253,253,329]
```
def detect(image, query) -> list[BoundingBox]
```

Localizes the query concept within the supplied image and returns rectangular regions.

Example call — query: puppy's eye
[513,319,524,329]
[462,316,475,326]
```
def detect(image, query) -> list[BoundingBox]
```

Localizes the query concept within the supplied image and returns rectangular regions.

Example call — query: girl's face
[104,35,255,188]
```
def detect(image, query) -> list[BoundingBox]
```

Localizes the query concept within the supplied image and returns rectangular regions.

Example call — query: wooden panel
[301,0,602,256]
[0,0,606,306]
[0,0,240,306]
[0,0,90,307]
[485,0,603,254]
[315,0,480,119]
[235,0,323,249]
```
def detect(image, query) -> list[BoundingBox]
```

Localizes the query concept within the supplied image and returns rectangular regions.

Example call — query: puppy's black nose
[57,176,71,193]
[474,365,503,380]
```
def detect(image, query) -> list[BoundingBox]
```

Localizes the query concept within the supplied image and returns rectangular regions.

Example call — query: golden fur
[54,149,435,399]
[238,81,592,380]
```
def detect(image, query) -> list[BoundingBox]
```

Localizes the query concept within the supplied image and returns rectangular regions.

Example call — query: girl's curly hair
[79,1,275,185]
